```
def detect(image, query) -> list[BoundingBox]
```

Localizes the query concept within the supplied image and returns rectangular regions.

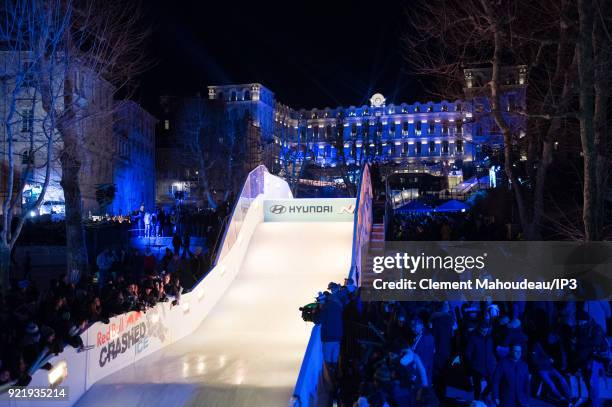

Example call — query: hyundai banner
[264,198,356,222]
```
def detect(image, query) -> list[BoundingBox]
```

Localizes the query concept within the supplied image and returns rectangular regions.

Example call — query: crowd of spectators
[389,212,507,241]
[308,211,611,407]
[0,258,184,388]
[0,202,232,390]
[313,279,610,407]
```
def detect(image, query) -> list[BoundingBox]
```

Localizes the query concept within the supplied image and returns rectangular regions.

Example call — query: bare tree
[1,0,148,284]
[577,0,612,240]
[37,0,147,276]
[0,1,70,290]
[403,0,595,240]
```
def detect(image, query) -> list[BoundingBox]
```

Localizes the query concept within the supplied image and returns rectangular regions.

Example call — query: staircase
[360,223,385,289]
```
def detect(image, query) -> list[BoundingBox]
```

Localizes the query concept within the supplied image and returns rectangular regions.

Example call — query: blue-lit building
[207,67,526,182]
[111,101,157,214]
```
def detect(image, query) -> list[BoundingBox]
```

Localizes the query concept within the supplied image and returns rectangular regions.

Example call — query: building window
[428,122,435,134]
[456,121,462,134]
[429,141,436,153]
[402,142,409,156]
[21,110,33,133]
[231,91,237,101]
[415,141,422,155]
[21,150,33,165]
[218,91,224,100]
[351,123,357,136]
[164,119,170,130]
[313,126,319,140]
[414,105,420,113]
[389,122,396,136]
[456,139,463,153]
[326,125,332,139]
[441,104,448,112]
[427,105,433,112]
[244,90,251,100]
[442,122,448,135]
[442,140,449,154]
[376,121,382,135]
[415,121,421,133]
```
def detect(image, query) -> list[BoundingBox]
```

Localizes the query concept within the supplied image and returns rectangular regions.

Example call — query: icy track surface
[75,222,353,407]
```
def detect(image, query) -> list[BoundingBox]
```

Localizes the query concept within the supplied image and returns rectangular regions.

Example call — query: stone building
[206,74,526,187]
[0,52,155,217]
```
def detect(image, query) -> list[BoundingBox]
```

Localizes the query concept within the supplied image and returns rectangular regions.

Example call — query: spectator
[96,248,115,290]
[466,322,497,402]
[172,233,182,256]
[315,290,344,384]
[571,309,608,407]
[410,317,435,386]
[143,248,156,277]
[143,211,152,238]
[492,343,530,407]
[528,341,571,402]
[429,302,454,399]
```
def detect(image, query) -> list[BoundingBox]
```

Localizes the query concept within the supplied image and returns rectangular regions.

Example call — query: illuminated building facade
[207,66,526,180]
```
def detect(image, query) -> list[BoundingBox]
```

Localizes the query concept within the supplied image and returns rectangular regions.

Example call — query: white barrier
[1,166,292,407]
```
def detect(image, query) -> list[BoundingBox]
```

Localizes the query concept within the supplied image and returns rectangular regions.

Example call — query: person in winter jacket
[492,343,530,407]
[466,322,497,401]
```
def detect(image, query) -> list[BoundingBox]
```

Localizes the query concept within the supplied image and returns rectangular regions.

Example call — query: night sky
[137,0,426,114]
